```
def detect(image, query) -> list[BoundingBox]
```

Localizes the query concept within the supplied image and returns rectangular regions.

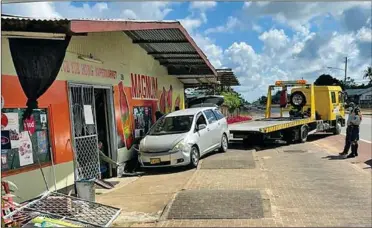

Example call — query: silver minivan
[138,106,229,168]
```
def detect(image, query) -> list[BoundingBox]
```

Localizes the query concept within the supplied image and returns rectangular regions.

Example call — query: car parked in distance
[138,107,229,168]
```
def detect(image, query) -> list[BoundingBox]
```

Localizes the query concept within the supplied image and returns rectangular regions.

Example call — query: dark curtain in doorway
[8,36,71,120]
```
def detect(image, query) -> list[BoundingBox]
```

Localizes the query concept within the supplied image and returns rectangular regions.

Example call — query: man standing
[339,103,362,158]
[280,86,288,108]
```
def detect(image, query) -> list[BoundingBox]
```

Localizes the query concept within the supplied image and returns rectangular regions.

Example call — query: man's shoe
[346,153,356,158]
[355,152,358,157]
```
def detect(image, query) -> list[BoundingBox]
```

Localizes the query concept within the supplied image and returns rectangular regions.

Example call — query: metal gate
[68,83,100,181]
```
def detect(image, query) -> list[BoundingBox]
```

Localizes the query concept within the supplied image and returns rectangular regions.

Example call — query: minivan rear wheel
[189,146,200,168]
[219,134,228,152]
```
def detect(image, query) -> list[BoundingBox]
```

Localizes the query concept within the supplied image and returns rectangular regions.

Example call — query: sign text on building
[61,61,117,79]
[130,73,158,100]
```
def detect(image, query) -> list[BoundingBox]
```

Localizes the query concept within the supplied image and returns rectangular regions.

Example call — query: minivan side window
[196,113,207,126]
[203,109,218,124]
[331,92,337,104]
[212,109,224,120]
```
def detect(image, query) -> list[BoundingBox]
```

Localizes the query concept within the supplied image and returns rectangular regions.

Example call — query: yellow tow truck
[229,80,346,145]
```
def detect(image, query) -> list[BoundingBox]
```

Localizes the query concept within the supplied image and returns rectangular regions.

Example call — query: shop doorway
[68,83,116,181]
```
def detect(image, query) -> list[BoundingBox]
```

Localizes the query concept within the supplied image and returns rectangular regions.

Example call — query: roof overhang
[70,20,217,77]
[1,15,217,79]
[216,68,240,86]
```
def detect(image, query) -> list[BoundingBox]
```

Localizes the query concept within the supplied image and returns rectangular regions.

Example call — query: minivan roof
[166,107,215,117]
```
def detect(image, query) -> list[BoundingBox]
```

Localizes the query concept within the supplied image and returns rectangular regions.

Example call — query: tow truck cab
[291,86,346,126]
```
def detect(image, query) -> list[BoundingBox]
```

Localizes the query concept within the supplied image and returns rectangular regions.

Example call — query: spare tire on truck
[290,91,307,109]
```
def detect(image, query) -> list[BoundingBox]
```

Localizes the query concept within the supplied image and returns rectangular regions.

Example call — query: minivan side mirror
[197,124,207,131]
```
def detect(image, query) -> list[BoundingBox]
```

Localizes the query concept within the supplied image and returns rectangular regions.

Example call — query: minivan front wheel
[189,146,200,168]
[219,134,228,152]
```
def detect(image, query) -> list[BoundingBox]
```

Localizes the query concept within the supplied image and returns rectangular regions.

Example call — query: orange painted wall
[1,75,74,165]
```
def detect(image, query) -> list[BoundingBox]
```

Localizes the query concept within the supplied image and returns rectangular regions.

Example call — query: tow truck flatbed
[229,117,314,135]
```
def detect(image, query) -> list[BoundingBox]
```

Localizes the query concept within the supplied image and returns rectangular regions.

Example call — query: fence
[359,100,372,108]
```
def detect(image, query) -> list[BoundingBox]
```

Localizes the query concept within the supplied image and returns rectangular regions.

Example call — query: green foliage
[258,96,267,105]
[363,66,372,85]
[221,91,241,113]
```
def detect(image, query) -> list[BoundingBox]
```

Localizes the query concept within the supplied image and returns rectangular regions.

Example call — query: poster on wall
[1,150,8,170]
[18,131,34,167]
[23,115,36,135]
[40,114,47,129]
[37,131,48,154]
[133,107,153,138]
[2,113,21,149]
[1,131,11,149]
[83,105,95,125]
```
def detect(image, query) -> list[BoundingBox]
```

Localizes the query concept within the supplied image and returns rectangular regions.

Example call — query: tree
[258,96,267,105]
[363,66,372,85]
[221,91,241,113]
[314,74,342,87]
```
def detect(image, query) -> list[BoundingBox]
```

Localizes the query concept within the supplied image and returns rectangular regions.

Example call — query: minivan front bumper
[138,150,191,168]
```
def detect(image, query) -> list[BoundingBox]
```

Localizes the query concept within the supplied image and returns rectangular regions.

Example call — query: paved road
[342,114,372,143]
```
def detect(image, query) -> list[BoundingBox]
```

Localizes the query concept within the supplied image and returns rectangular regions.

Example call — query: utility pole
[344,57,348,84]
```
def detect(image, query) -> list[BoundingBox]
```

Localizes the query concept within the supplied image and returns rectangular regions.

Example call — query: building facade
[1,17,216,201]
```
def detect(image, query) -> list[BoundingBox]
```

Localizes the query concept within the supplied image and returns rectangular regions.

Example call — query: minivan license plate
[150,158,161,164]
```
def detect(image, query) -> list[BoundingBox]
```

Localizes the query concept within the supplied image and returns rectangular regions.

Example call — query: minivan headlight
[170,140,190,153]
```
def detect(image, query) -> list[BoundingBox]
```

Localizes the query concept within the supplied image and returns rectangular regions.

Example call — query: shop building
[1,15,217,201]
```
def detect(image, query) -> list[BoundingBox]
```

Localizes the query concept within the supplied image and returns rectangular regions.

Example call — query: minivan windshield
[148,115,194,135]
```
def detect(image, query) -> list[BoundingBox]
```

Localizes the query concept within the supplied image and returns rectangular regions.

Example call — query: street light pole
[344,57,348,84]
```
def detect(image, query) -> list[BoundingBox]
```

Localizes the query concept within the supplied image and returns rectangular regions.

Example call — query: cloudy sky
[2,1,372,101]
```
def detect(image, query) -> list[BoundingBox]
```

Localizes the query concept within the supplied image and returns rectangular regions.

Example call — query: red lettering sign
[23,115,36,135]
[130,73,158,100]
[60,61,117,79]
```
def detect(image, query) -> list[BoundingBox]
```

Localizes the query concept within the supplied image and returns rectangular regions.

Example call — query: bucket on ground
[75,179,95,202]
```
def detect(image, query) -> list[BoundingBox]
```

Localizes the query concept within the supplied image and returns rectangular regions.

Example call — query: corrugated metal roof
[346,87,372,96]
[216,68,240,86]
[2,14,217,79]
[2,15,177,23]
[125,28,215,76]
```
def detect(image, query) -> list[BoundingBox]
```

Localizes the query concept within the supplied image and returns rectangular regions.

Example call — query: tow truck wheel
[298,125,309,143]
[290,91,307,108]
[333,122,342,135]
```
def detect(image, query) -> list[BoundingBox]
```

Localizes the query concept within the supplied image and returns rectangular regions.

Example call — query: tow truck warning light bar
[275,80,307,86]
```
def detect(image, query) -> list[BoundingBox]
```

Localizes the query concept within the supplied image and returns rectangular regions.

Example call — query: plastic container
[75,179,95,202]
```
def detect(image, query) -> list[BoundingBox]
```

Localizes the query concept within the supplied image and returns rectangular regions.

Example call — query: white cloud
[2,2,174,20]
[190,1,217,11]
[242,2,371,33]
[179,18,203,33]
[2,2,61,18]
[356,27,372,42]
[205,16,241,34]
[259,29,289,50]
[252,23,262,33]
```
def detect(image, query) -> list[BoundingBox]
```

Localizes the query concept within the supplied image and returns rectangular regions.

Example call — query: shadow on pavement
[322,155,345,160]
[307,133,333,142]
[137,166,194,176]
[364,159,372,169]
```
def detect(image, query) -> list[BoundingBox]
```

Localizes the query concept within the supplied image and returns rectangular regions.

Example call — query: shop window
[1,108,51,172]
[133,106,153,138]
